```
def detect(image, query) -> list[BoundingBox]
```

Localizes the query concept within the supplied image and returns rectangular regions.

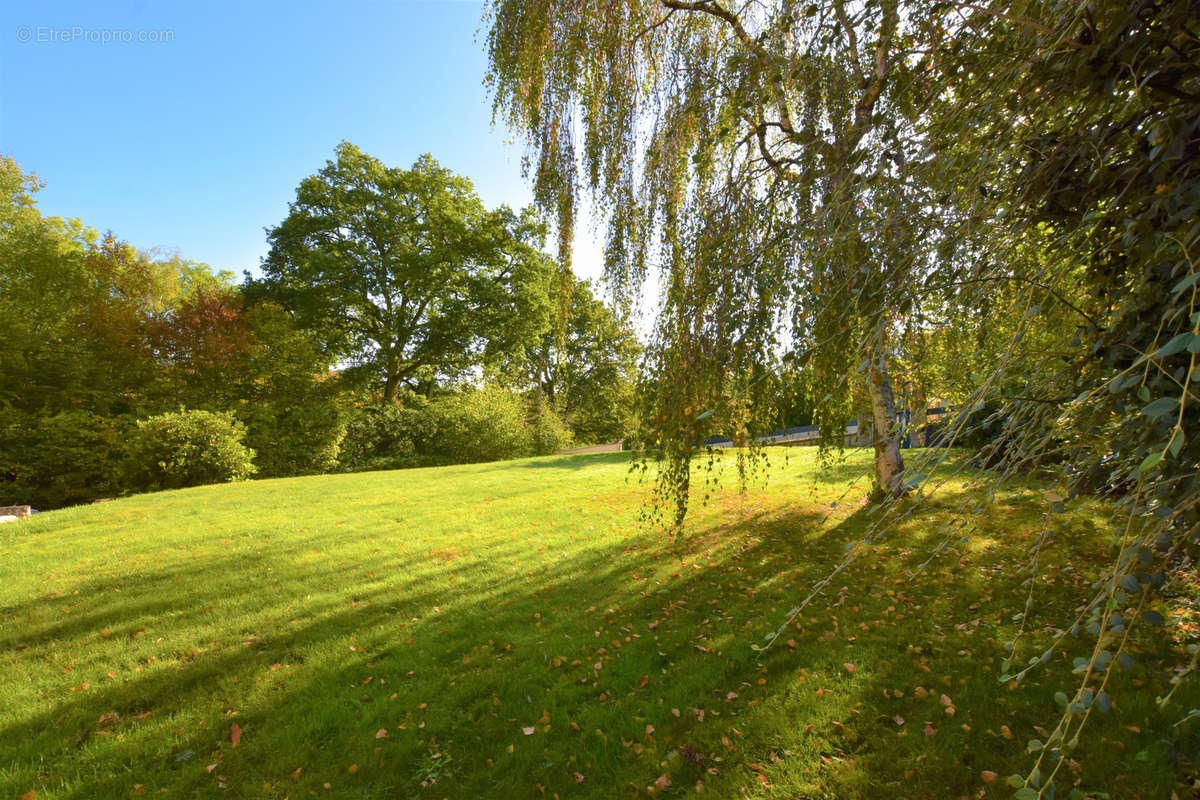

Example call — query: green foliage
[486,0,1200,786]
[425,388,536,464]
[0,158,342,502]
[0,410,131,508]
[124,410,256,491]
[255,143,554,402]
[528,403,573,456]
[488,0,930,511]
[338,400,427,472]
[340,388,566,471]
[498,277,640,445]
[147,287,345,478]
[232,303,345,478]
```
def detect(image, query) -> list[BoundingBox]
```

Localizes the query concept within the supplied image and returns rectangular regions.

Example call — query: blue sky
[1,0,608,283]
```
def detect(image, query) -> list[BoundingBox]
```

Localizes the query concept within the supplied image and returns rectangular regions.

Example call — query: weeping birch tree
[487,0,1200,787]
[486,0,944,513]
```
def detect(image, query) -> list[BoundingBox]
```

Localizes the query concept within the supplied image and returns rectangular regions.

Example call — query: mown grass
[1,448,1196,799]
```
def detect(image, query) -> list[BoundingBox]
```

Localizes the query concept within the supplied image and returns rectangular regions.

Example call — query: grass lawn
[1,448,1196,799]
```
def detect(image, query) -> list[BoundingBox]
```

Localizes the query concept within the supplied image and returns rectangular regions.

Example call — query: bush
[339,389,578,473]
[339,399,428,472]
[529,404,572,455]
[0,409,131,509]
[427,388,533,463]
[240,390,345,478]
[125,410,256,491]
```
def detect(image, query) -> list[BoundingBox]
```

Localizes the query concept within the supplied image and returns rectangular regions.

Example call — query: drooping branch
[660,0,796,135]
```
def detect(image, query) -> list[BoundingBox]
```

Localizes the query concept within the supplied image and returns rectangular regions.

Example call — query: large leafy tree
[509,276,641,444]
[257,142,555,403]
[487,0,1200,786]
[0,158,228,505]
[486,0,948,511]
[149,285,345,477]
[0,157,341,505]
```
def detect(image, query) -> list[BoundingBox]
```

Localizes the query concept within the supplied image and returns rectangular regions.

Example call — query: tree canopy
[257,142,556,402]
[502,276,641,444]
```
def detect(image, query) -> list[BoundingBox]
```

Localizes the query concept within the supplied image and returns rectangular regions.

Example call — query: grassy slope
[0,449,1195,799]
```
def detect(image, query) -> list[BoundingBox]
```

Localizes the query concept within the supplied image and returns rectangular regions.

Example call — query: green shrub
[340,388,573,473]
[0,409,131,508]
[240,390,345,478]
[338,398,430,471]
[529,404,572,455]
[125,410,256,491]
[427,388,532,463]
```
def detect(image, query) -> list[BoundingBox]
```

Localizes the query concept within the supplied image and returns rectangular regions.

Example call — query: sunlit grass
[1,448,1195,799]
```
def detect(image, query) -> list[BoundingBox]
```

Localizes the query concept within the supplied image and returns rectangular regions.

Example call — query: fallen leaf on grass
[981,771,998,783]
[654,774,671,790]
[574,772,585,783]
[207,764,218,773]
[230,723,242,747]
[522,726,536,735]
[376,729,387,739]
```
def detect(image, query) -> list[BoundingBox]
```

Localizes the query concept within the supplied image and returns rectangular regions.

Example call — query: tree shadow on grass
[514,451,637,470]
[1,484,1195,800]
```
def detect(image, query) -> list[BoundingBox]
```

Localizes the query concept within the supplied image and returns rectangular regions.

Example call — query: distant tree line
[0,145,640,508]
